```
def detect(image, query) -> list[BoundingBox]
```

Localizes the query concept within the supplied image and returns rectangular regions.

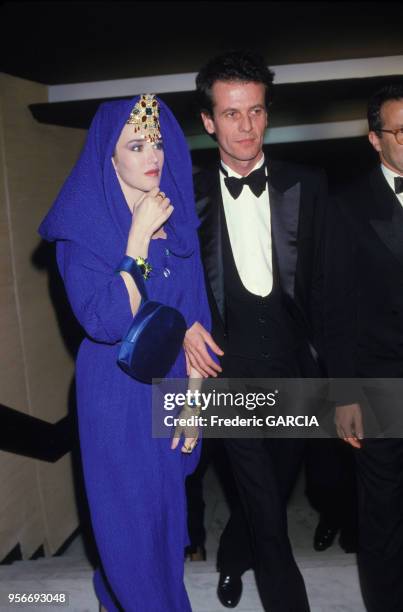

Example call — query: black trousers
[222,437,309,612]
[186,437,239,553]
[217,353,310,612]
[305,438,358,535]
[218,437,306,573]
[355,438,403,612]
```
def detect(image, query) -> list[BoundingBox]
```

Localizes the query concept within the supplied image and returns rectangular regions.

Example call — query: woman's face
[112,123,164,206]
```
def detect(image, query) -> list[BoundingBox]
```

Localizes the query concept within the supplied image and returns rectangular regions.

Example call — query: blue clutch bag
[116,256,187,383]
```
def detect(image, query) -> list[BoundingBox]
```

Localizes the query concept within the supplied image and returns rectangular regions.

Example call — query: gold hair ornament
[127,94,161,143]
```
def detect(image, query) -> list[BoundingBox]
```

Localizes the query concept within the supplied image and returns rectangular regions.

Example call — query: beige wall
[0,73,86,558]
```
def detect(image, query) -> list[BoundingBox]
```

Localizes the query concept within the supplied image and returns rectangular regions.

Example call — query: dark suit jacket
[194,158,327,363]
[324,165,403,379]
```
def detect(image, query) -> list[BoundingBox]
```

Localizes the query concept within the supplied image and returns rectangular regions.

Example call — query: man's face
[201,80,268,171]
[369,99,403,175]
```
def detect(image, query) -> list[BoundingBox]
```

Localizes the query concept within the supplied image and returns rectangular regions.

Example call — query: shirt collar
[221,155,265,179]
[381,163,403,192]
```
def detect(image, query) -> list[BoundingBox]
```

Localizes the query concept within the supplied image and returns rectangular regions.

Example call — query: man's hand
[335,403,363,449]
[184,321,224,378]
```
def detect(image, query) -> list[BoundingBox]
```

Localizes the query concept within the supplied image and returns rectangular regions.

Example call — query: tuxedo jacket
[324,166,403,378]
[194,158,327,362]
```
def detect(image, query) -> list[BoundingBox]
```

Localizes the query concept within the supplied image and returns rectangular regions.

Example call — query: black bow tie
[222,164,267,199]
[395,176,403,194]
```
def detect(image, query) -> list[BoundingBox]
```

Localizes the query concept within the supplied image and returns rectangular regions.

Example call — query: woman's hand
[170,404,199,454]
[127,187,173,257]
[171,367,202,453]
[122,187,172,314]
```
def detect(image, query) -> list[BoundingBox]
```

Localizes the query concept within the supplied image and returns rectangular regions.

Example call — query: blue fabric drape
[39,96,211,611]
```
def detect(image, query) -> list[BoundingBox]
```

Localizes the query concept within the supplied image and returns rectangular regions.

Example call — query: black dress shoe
[313,519,339,551]
[217,573,242,608]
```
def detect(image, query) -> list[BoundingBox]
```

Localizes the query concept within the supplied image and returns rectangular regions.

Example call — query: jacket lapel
[196,170,226,322]
[268,161,301,299]
[369,167,403,267]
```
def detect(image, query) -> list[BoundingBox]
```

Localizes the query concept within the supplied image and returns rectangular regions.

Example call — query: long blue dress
[39,97,210,611]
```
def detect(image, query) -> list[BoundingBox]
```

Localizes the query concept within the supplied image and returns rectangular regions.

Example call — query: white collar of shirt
[381,164,403,207]
[221,155,265,179]
[219,155,273,297]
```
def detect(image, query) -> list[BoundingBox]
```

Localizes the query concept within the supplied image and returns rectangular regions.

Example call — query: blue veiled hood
[39,96,199,263]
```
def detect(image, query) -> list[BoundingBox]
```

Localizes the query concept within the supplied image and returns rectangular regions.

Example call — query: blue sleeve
[56,241,133,344]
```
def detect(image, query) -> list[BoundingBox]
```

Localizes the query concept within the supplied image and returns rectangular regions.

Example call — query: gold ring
[184,444,193,453]
[156,191,165,199]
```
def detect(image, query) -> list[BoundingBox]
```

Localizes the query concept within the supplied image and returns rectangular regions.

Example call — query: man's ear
[368,131,382,153]
[201,112,215,135]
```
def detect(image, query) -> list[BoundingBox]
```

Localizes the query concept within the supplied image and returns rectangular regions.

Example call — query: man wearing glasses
[324,83,403,612]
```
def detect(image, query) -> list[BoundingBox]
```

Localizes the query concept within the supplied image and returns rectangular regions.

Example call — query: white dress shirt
[381,164,403,208]
[220,156,273,297]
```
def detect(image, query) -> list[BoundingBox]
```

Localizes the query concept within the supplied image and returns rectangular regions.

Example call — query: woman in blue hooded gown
[39,95,211,611]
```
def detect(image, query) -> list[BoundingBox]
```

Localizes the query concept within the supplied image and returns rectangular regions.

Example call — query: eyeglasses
[378,128,403,145]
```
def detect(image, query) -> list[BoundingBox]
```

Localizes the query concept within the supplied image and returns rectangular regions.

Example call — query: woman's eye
[130,144,143,152]
[153,141,164,150]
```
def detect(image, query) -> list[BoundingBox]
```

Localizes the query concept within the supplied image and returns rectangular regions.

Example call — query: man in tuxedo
[324,82,403,612]
[183,50,326,611]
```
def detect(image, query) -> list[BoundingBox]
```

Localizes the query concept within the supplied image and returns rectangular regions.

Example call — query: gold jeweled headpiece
[126,94,161,143]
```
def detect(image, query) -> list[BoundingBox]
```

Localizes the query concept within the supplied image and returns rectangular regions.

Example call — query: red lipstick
[145,168,159,177]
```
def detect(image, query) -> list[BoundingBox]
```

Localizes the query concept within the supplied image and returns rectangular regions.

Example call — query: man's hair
[195,49,275,115]
[367,83,403,134]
